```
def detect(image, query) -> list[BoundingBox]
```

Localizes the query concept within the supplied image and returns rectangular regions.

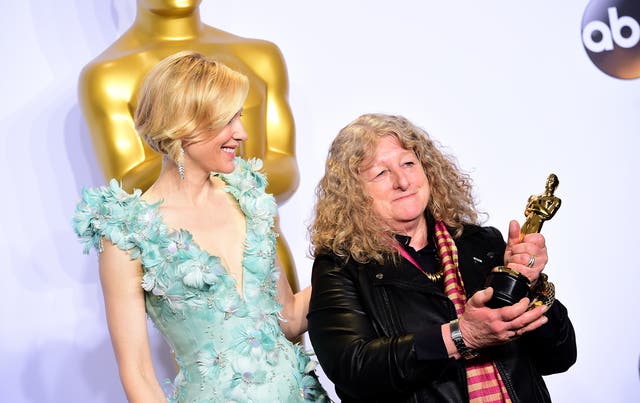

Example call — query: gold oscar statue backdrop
[78,0,300,292]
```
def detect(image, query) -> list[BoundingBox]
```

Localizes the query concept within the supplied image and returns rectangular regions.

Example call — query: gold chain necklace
[421,268,444,282]
[397,245,444,282]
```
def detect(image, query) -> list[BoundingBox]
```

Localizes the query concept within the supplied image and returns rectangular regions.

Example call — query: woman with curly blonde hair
[309,113,478,264]
[307,113,575,403]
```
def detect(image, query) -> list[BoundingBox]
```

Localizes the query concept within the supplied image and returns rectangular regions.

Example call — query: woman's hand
[458,287,549,350]
[503,220,548,285]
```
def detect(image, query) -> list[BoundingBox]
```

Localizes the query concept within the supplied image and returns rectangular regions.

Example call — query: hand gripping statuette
[484,174,561,308]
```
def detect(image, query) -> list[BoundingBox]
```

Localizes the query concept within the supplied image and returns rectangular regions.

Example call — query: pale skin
[361,136,549,361]
[99,114,309,402]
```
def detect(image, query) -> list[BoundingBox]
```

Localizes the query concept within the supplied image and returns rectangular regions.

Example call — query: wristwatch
[449,319,479,360]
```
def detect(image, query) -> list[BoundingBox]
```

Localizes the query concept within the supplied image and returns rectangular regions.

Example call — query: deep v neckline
[143,198,249,300]
[170,225,247,299]
[135,157,277,304]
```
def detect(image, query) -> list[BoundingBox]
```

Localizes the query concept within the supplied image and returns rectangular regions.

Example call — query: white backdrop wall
[1,1,639,402]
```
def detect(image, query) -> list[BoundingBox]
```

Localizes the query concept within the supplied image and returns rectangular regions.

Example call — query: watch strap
[449,318,478,360]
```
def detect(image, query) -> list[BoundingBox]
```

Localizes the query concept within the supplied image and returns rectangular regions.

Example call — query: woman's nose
[392,170,409,190]
[233,120,249,142]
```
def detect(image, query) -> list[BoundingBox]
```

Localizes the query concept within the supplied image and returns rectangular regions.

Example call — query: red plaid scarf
[434,221,511,403]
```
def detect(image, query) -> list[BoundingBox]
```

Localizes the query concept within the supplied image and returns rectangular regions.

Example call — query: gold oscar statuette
[78,0,301,296]
[484,174,562,308]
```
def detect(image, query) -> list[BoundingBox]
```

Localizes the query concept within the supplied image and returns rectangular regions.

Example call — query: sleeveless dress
[72,158,327,403]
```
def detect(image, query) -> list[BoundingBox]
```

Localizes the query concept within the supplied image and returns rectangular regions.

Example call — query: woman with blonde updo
[73,51,326,402]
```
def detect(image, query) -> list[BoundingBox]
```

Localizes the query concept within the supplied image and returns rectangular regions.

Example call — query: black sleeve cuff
[528,299,570,340]
[414,325,448,360]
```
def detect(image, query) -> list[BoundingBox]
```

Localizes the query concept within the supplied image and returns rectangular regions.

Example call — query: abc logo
[581,0,640,79]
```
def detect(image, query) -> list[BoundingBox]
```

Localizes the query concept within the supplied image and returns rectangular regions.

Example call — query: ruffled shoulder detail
[214,157,277,236]
[215,157,269,198]
[215,158,280,304]
[72,179,163,257]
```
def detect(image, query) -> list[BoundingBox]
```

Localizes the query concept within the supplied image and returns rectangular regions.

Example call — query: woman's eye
[403,161,415,167]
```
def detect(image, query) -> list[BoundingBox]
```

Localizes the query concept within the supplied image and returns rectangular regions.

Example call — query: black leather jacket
[307,225,576,403]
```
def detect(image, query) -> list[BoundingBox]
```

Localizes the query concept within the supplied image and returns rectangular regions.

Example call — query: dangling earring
[178,147,185,180]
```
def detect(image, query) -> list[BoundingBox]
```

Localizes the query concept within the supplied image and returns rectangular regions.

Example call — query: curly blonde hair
[309,113,482,264]
[134,51,249,165]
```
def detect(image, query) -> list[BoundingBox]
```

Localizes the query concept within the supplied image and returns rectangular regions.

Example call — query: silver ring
[527,255,536,268]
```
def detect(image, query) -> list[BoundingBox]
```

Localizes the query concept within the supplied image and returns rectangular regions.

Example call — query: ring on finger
[527,255,536,268]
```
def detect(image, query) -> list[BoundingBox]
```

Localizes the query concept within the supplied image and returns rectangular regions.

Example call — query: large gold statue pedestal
[485,174,561,308]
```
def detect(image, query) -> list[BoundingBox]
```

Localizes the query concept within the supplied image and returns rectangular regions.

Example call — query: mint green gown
[73,158,327,403]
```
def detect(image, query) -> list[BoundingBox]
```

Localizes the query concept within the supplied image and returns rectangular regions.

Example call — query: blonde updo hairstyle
[309,113,481,264]
[135,51,250,165]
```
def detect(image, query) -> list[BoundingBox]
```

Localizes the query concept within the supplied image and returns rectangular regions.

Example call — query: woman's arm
[99,239,166,402]
[307,255,452,399]
[276,256,311,340]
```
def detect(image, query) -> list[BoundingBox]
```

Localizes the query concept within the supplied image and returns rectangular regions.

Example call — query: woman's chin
[210,164,234,174]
